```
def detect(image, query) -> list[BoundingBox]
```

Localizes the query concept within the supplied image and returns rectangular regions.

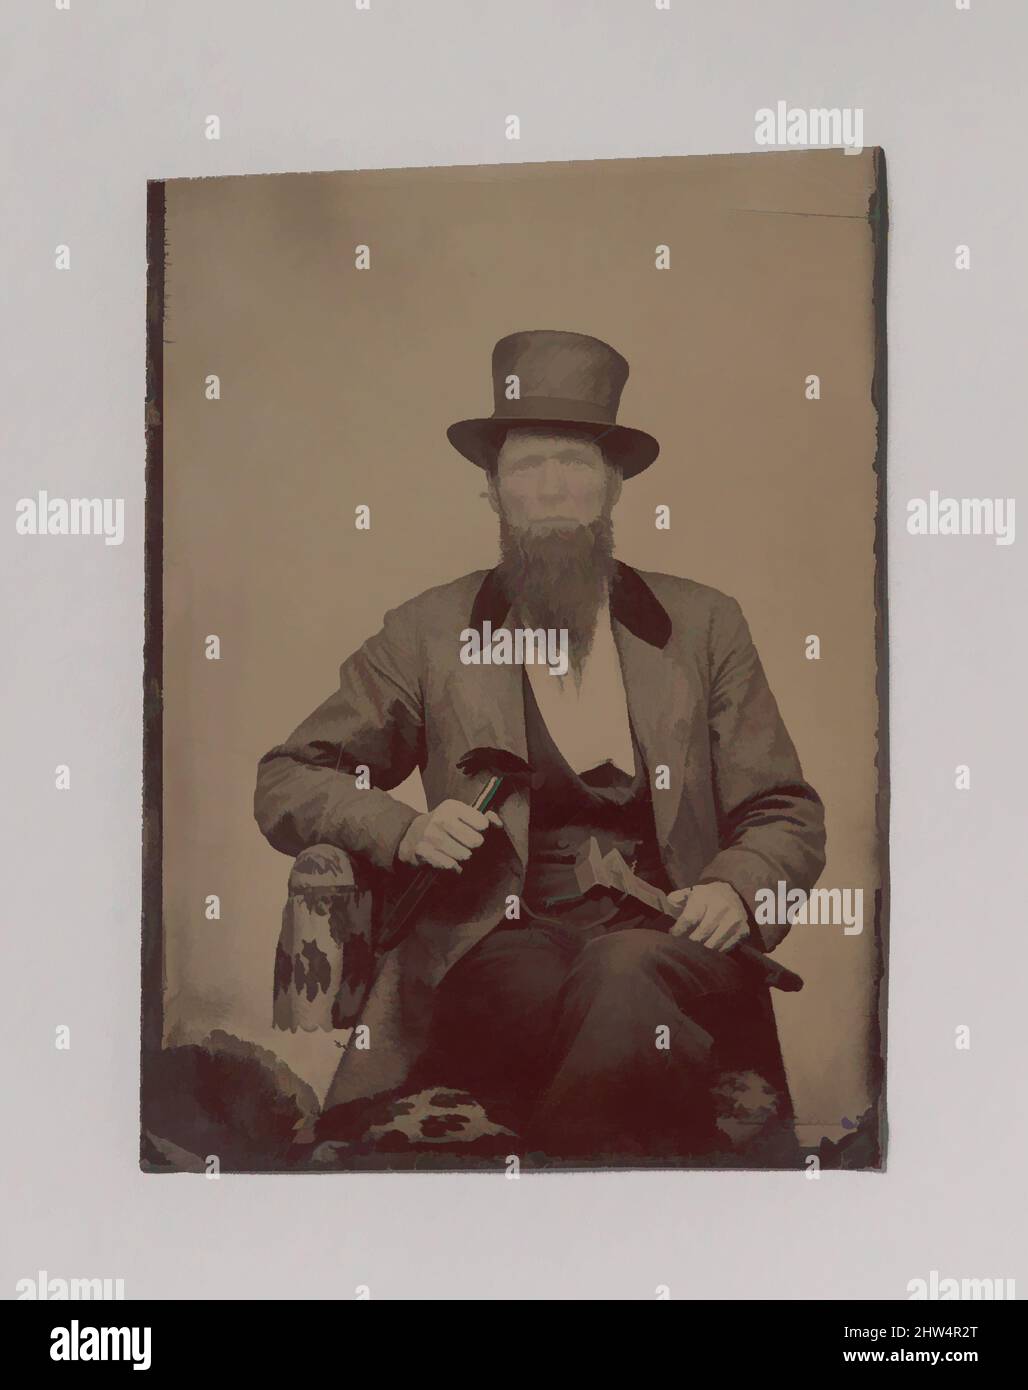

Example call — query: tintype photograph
[142,148,887,1173]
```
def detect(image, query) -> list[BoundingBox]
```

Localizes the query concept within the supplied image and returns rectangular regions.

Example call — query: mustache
[497,515,615,578]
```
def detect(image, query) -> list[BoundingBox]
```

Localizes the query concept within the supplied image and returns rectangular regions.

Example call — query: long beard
[496,514,616,683]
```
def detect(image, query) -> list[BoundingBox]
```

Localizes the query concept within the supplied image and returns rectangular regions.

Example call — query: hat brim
[447,417,659,480]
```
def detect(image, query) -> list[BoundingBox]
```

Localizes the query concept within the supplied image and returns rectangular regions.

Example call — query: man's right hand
[396,801,502,873]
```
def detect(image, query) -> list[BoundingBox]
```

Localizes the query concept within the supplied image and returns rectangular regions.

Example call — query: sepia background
[161,149,883,1144]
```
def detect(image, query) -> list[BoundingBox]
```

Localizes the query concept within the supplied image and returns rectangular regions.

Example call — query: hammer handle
[377,774,506,950]
[733,942,804,993]
[650,885,802,993]
[472,776,504,813]
[588,855,805,994]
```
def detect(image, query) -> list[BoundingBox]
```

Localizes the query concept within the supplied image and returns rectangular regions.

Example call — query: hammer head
[573,836,615,896]
[457,746,534,785]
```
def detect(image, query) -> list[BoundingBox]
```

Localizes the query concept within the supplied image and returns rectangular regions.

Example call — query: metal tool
[376,747,533,951]
[573,836,804,992]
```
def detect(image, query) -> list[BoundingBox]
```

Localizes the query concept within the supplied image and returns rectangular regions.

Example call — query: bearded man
[254,330,826,1163]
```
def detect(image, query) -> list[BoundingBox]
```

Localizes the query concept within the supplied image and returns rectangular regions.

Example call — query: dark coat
[254,562,826,1109]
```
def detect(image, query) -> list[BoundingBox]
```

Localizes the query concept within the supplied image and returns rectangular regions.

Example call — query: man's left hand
[667,882,750,952]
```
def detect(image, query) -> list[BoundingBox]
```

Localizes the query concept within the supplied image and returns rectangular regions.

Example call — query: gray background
[2,0,1025,1301]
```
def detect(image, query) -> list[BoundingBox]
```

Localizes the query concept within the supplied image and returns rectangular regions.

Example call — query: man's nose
[536,458,569,497]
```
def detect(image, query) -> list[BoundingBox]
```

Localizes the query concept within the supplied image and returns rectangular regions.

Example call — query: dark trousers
[413,907,791,1161]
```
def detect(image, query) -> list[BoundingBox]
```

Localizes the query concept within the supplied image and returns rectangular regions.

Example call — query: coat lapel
[445,650,531,869]
[441,569,532,865]
[606,562,689,854]
[611,618,676,848]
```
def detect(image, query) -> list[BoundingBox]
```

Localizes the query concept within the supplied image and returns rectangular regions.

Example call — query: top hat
[446,330,660,479]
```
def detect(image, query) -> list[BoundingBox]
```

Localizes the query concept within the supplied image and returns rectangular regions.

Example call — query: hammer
[573,837,804,992]
[376,747,533,951]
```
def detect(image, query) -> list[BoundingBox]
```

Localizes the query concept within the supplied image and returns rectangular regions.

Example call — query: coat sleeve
[254,602,425,869]
[695,596,827,952]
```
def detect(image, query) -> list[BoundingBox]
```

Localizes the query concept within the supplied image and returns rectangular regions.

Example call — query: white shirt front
[521,601,636,777]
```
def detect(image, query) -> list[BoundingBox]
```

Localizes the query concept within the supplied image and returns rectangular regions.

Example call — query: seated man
[254,329,826,1163]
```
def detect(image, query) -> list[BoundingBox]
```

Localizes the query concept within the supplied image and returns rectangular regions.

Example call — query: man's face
[488,429,621,530]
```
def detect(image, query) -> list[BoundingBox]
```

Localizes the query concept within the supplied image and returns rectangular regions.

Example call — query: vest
[519,668,670,923]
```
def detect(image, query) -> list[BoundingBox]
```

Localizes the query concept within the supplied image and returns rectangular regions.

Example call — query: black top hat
[446,330,660,479]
